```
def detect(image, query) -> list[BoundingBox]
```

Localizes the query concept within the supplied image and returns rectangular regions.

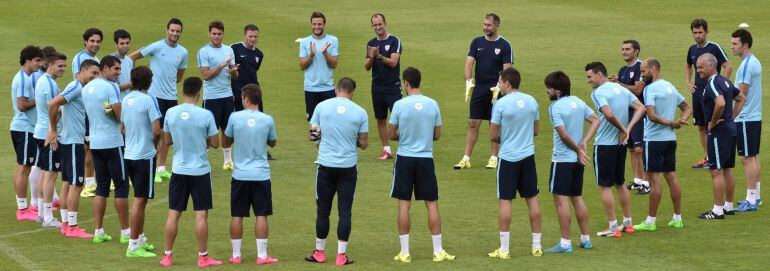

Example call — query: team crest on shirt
[181,112,190,120]
[613,87,621,94]
[126,98,135,106]
[516,100,525,108]
[337,106,346,114]
[78,177,83,182]
[494,48,501,55]
[414,102,423,111]
[384,45,390,51]
[570,101,577,108]
[247,119,256,127]
[255,57,260,63]
[88,87,95,94]
[29,158,34,163]
[176,55,181,61]
[55,163,60,169]
[630,72,635,78]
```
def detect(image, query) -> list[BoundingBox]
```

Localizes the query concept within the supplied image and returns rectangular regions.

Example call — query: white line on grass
[0,240,43,271]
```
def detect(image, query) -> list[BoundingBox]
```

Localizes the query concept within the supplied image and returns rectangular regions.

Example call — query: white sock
[560,238,571,248]
[399,234,409,254]
[43,203,53,222]
[641,180,650,187]
[431,234,443,254]
[68,212,78,226]
[499,232,510,252]
[532,232,541,249]
[30,195,38,207]
[383,146,392,154]
[623,217,632,226]
[337,241,347,254]
[29,167,41,198]
[257,239,268,259]
[645,216,656,224]
[60,209,68,224]
[757,182,761,199]
[462,155,470,161]
[37,199,43,217]
[633,178,643,185]
[747,189,757,204]
[164,250,172,255]
[198,251,208,256]
[580,235,590,242]
[121,228,131,237]
[724,201,734,211]
[316,238,326,251]
[223,148,232,164]
[128,239,139,252]
[139,233,146,245]
[95,228,105,236]
[16,196,27,210]
[53,189,59,202]
[712,205,724,215]
[609,220,618,230]
[157,166,166,173]
[85,177,95,187]
[231,239,241,258]
[672,213,682,221]
[490,155,498,161]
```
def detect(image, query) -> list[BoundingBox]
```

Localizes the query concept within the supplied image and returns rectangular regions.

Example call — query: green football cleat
[393,252,411,263]
[634,222,657,232]
[126,247,157,258]
[157,170,172,181]
[668,220,684,229]
[487,248,510,259]
[120,235,130,244]
[92,234,113,243]
[141,242,155,251]
[432,250,455,262]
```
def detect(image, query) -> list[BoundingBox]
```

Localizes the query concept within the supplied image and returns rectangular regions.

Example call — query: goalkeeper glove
[490,84,501,104]
[309,125,322,141]
[465,79,475,102]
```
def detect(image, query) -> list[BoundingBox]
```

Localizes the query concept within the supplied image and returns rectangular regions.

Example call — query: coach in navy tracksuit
[231,24,264,112]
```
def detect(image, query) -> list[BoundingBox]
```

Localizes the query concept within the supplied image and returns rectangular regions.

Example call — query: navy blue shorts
[391,155,439,201]
[91,147,128,198]
[644,141,677,173]
[469,84,494,120]
[126,157,156,199]
[35,138,61,172]
[593,145,627,187]
[549,162,584,196]
[627,116,644,149]
[692,93,707,126]
[304,90,335,121]
[371,84,402,120]
[497,155,539,199]
[156,98,178,130]
[707,135,736,170]
[737,121,761,157]
[203,97,235,130]
[230,178,273,217]
[169,172,213,211]
[11,131,36,166]
[60,143,85,186]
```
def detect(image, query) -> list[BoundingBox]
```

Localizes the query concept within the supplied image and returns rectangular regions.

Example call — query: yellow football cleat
[432,250,456,262]
[532,247,543,257]
[485,157,498,169]
[80,184,96,198]
[393,252,411,263]
[487,248,510,259]
[453,158,471,170]
[222,162,233,171]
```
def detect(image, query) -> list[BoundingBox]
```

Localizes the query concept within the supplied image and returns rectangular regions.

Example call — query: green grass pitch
[0,0,769,270]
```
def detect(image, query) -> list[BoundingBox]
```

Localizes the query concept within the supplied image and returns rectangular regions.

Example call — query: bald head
[640,57,661,83]
[696,53,718,79]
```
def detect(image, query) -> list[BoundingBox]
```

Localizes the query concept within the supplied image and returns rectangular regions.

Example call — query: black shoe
[627,182,641,190]
[636,185,651,195]
[267,152,274,160]
[724,209,736,215]
[697,210,725,219]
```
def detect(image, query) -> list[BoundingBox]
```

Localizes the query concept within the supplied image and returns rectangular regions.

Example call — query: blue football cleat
[735,200,758,212]
[545,243,573,254]
[579,240,593,249]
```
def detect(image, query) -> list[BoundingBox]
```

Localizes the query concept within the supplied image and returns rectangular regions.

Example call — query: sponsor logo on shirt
[181,112,190,120]
[414,102,423,111]
[336,106,346,114]
[516,100,525,108]
[247,118,256,127]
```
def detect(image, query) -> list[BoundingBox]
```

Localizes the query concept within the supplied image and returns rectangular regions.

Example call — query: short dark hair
[100,55,121,70]
[499,67,521,89]
[337,77,356,93]
[584,62,608,77]
[485,13,500,26]
[244,24,259,34]
[130,66,153,91]
[46,52,67,65]
[79,59,99,72]
[113,29,131,44]
[402,67,421,88]
[544,71,571,97]
[167,18,183,30]
[645,57,661,71]
[241,84,262,105]
[42,46,57,58]
[209,20,224,32]
[82,28,103,42]
[371,13,386,24]
[690,18,708,31]
[182,77,202,97]
[311,12,326,24]
[623,39,640,55]
[19,45,43,66]
[732,29,753,48]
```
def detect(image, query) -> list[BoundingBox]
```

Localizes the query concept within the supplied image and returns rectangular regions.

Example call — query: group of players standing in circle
[8,11,762,268]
